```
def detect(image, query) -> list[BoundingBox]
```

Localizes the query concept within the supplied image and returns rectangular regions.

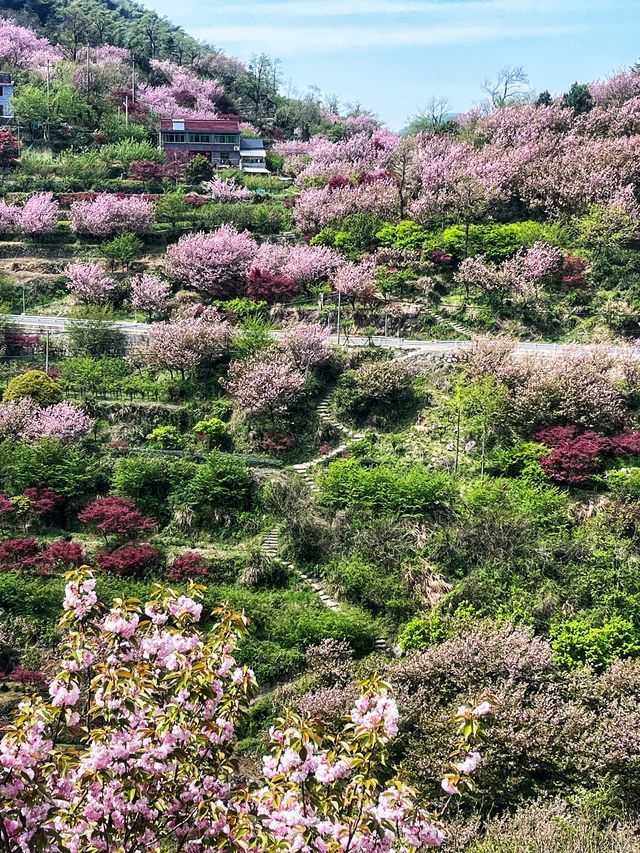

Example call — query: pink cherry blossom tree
[25,402,93,444]
[130,273,172,318]
[137,59,224,119]
[0,16,61,71]
[134,307,232,379]
[0,398,92,444]
[253,242,343,287]
[65,262,118,305]
[204,176,252,202]
[0,570,490,852]
[333,258,377,306]
[70,195,155,236]
[279,322,332,375]
[223,354,306,423]
[166,225,257,297]
[18,192,59,235]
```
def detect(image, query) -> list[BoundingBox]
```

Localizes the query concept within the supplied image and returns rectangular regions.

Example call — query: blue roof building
[0,73,14,121]
[240,137,269,175]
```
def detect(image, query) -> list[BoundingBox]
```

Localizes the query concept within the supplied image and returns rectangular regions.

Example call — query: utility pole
[454,406,461,474]
[86,43,90,94]
[336,288,342,345]
[45,330,50,374]
[45,60,51,144]
[131,59,136,103]
[124,95,129,128]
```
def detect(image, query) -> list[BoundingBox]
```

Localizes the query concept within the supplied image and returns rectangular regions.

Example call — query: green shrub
[0,440,105,502]
[184,154,214,183]
[180,452,254,524]
[428,221,565,262]
[551,615,640,669]
[197,203,286,235]
[112,456,194,522]
[376,220,430,250]
[193,417,227,448]
[607,467,640,500]
[326,556,413,620]
[235,639,305,685]
[321,458,456,518]
[333,360,418,426]
[3,370,63,406]
[99,233,144,271]
[146,425,183,449]
[488,441,550,477]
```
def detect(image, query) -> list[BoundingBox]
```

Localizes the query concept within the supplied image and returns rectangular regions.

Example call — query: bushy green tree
[4,371,63,406]
[100,233,144,272]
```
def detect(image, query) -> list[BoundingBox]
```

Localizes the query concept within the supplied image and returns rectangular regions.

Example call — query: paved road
[7,314,640,357]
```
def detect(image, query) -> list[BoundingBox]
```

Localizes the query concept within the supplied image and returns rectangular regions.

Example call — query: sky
[141,0,640,129]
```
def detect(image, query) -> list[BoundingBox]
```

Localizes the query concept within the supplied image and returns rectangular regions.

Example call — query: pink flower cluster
[204,176,252,202]
[0,397,93,444]
[65,261,118,304]
[70,194,155,236]
[0,570,473,852]
[0,193,59,235]
[350,688,399,739]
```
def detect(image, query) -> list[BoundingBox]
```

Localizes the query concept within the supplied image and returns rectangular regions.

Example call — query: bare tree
[482,66,530,108]
[388,137,420,219]
[404,95,453,135]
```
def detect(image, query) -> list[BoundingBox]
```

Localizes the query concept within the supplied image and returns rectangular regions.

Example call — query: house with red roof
[159,115,268,173]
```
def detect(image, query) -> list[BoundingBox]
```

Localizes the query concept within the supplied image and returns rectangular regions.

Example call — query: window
[163,133,185,143]
[213,134,239,144]
[189,133,211,143]
[0,105,4,117]
[0,87,4,97]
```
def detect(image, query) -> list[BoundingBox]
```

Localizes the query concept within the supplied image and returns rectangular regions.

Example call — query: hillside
[1,0,341,141]
[2,7,640,853]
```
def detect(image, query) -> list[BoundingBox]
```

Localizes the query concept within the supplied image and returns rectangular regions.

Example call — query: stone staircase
[259,388,394,654]
[427,307,472,339]
[259,524,391,653]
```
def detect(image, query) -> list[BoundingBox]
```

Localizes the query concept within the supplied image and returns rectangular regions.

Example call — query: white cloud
[192,21,583,56]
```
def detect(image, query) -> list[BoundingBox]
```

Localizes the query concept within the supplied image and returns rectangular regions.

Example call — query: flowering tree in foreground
[0,570,489,851]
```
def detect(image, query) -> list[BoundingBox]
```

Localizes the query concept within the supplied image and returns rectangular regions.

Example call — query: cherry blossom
[65,262,118,304]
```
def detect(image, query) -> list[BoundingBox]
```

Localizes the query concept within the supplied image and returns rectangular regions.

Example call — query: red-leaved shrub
[42,540,84,570]
[96,543,161,576]
[0,538,41,572]
[536,427,640,484]
[78,496,155,543]
[246,268,299,304]
[23,487,63,519]
[167,551,209,582]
